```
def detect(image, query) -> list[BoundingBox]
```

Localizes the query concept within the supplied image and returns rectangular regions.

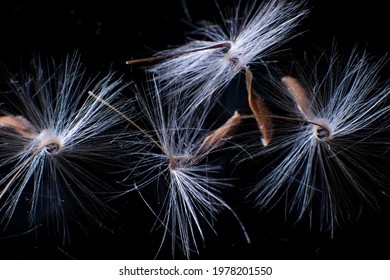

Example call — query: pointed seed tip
[261,137,269,147]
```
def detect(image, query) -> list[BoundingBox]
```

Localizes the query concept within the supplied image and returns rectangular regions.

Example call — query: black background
[0,0,389,259]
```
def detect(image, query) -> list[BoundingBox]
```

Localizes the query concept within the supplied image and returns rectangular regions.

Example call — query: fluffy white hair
[146,0,307,108]
[251,48,390,233]
[117,79,249,258]
[0,55,128,235]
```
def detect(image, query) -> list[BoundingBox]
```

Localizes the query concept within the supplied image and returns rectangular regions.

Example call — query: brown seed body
[281,76,311,118]
[195,111,241,156]
[0,115,36,139]
[245,67,273,147]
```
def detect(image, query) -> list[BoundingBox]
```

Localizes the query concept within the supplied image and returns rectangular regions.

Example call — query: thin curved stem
[125,42,232,65]
[88,91,177,165]
[239,113,328,129]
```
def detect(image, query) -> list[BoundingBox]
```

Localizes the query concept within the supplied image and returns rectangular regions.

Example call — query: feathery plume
[251,49,390,233]
[0,55,128,235]
[128,0,307,107]
[96,79,249,258]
